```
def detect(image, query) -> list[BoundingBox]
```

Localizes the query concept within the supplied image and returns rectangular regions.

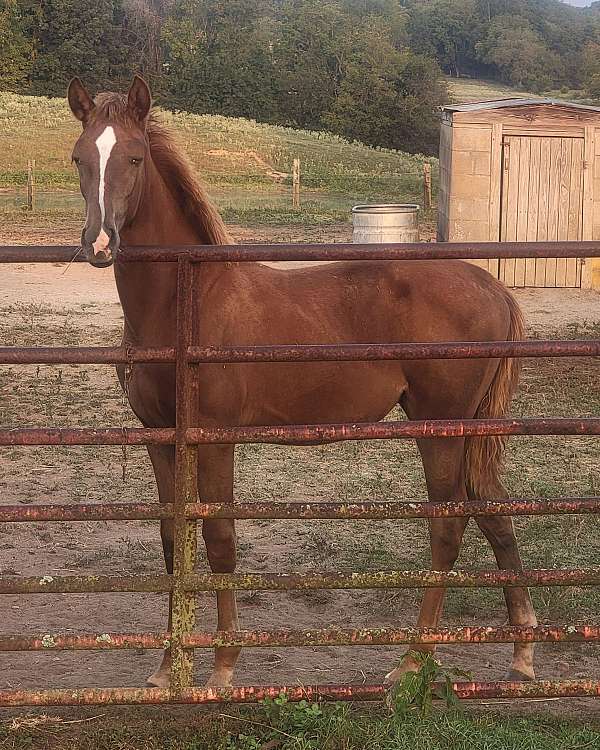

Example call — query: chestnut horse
[67,76,537,688]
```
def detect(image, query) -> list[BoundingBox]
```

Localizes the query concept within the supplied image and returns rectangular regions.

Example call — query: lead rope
[121,349,134,483]
[60,246,84,276]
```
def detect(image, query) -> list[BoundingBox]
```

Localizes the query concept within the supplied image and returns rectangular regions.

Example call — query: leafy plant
[262,692,324,732]
[389,651,472,719]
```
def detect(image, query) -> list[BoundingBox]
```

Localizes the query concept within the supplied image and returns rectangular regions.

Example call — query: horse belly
[201,361,407,426]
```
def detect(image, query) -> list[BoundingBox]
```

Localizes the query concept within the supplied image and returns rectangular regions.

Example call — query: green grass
[446,76,598,107]
[2,703,600,750]
[0,91,436,211]
[446,77,538,104]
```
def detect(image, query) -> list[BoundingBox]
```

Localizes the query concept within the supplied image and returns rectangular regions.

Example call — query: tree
[25,0,134,96]
[271,0,348,129]
[161,0,279,119]
[581,40,600,98]
[406,0,479,78]
[476,14,561,91]
[0,0,33,91]
[322,21,447,155]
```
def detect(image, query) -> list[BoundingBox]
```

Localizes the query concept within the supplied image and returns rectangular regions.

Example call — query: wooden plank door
[499,135,584,287]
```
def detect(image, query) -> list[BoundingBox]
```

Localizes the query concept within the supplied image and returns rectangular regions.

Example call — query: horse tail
[465,289,524,498]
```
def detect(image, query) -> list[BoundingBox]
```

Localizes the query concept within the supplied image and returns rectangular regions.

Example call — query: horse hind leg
[385,437,469,684]
[198,445,241,687]
[471,481,537,681]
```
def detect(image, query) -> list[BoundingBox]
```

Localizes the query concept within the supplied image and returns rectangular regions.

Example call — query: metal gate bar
[1,680,600,708]
[1,625,600,652]
[2,240,600,263]
[1,418,599,446]
[0,242,599,707]
[2,568,600,595]
[1,497,599,522]
[1,339,599,364]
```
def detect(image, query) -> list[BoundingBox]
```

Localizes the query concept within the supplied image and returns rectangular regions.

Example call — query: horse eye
[72,156,81,166]
[130,157,143,166]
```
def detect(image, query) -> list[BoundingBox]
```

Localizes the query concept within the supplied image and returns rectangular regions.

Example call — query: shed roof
[443,98,600,114]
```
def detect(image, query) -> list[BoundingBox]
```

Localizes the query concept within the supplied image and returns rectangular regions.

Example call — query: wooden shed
[438,98,600,289]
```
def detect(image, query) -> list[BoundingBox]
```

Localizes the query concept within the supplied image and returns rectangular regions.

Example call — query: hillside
[0,92,432,196]
[445,77,538,103]
[446,76,599,107]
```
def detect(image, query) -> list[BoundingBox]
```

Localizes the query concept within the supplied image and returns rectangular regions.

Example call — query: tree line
[2,0,600,156]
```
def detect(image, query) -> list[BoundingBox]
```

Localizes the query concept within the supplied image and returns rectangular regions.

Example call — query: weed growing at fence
[389,652,471,718]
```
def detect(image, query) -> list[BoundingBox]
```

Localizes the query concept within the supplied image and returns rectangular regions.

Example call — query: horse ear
[67,77,95,126]
[127,75,152,124]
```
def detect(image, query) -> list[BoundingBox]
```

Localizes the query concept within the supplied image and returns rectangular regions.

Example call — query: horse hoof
[146,669,170,688]
[384,660,420,687]
[205,670,234,688]
[506,668,535,682]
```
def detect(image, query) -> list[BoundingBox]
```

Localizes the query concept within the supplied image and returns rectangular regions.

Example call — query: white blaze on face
[92,126,117,256]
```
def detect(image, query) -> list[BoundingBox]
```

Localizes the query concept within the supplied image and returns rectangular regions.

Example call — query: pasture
[445,76,597,106]
[0,92,435,231]
[0,93,599,747]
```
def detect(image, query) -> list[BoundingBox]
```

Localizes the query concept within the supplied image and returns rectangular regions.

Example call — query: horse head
[67,76,152,267]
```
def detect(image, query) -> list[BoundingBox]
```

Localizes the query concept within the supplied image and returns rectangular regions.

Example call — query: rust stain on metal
[0,574,173,594]
[170,255,199,693]
[1,680,599,707]
[3,568,599,595]
[0,346,175,365]
[0,503,174,522]
[187,340,600,363]
[0,633,170,651]
[182,568,600,591]
[118,241,600,263]
[3,241,600,265]
[185,418,600,446]
[2,419,597,447]
[2,625,598,652]
[1,422,599,448]
[0,427,174,446]
[2,498,599,523]
[0,339,597,368]
[184,498,600,520]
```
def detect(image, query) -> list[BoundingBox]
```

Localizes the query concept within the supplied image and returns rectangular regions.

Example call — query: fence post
[169,255,199,694]
[293,158,301,209]
[423,162,432,211]
[27,159,35,211]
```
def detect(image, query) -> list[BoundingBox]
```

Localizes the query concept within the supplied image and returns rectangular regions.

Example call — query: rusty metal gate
[0,241,599,708]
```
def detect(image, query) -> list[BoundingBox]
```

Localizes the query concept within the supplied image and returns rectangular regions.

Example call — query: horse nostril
[89,248,113,268]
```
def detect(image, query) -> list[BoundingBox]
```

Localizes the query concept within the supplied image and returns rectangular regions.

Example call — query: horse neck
[115,157,225,345]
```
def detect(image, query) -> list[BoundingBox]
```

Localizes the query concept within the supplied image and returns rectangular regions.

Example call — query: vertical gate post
[170,254,199,693]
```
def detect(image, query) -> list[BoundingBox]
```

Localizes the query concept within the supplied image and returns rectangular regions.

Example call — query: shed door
[499,135,584,287]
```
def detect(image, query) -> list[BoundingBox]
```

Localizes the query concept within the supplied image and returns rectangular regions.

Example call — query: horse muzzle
[82,226,119,267]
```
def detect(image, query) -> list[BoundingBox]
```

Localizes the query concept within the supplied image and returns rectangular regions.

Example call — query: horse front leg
[198,445,241,687]
[145,444,176,688]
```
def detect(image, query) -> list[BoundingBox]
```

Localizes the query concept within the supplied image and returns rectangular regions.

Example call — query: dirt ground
[0,221,599,713]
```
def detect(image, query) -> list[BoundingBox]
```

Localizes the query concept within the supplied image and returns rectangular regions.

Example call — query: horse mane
[92,93,232,245]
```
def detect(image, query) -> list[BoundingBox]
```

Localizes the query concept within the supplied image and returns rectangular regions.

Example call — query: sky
[563,0,594,6]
